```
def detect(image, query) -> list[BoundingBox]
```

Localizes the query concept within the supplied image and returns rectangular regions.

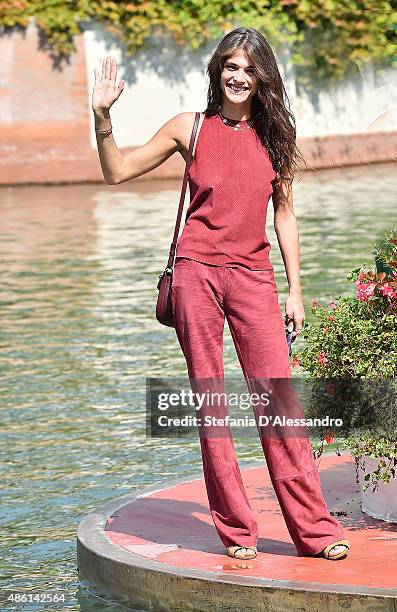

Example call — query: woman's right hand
[92,56,125,114]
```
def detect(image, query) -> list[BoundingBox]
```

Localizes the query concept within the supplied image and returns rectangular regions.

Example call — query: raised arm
[92,56,185,185]
[115,113,184,184]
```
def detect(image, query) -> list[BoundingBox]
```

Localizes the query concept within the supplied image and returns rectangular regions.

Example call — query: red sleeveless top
[175,112,277,270]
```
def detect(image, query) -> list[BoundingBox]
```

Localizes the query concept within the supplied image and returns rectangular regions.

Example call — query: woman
[92,27,350,562]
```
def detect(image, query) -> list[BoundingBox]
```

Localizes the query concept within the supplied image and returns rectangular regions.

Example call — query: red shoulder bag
[156,111,200,327]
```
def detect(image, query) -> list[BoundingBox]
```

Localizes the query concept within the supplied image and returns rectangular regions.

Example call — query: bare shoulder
[172,112,198,161]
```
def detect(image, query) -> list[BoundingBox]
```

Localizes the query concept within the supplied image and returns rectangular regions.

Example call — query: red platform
[78,451,397,611]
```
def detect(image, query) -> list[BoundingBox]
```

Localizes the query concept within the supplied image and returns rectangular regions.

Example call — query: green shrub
[295,231,397,491]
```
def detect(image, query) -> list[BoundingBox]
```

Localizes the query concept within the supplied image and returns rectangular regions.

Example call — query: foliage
[294,232,397,490]
[297,274,397,379]
[0,1,396,89]
[347,434,397,492]
[372,226,397,275]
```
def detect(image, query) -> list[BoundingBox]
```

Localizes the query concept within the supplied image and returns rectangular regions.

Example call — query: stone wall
[0,19,396,185]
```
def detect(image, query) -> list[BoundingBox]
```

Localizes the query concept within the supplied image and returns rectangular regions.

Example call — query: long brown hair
[205,27,307,182]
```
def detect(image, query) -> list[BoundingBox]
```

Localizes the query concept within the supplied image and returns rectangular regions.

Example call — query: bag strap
[166,111,201,269]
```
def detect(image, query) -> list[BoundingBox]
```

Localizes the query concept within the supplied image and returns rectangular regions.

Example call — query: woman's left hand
[285,293,305,339]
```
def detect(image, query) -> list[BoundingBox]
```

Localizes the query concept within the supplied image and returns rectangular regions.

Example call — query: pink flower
[379,282,397,299]
[292,355,300,368]
[317,351,328,365]
[328,300,337,310]
[325,432,336,444]
[311,298,319,307]
[354,280,376,302]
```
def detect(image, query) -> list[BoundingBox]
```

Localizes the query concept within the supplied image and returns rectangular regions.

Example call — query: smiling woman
[91,26,350,564]
[221,53,257,112]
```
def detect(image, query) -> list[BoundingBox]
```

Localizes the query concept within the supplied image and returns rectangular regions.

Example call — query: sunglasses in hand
[285,316,301,357]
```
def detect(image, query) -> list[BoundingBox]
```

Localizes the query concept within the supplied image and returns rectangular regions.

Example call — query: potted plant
[293,232,397,522]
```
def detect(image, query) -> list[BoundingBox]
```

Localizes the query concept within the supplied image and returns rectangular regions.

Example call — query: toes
[234,548,246,558]
[235,548,255,558]
[329,545,347,557]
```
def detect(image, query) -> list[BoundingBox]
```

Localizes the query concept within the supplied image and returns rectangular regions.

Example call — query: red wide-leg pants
[171,256,345,555]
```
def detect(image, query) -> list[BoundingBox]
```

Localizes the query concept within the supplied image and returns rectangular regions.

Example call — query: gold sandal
[315,539,350,560]
[227,545,257,559]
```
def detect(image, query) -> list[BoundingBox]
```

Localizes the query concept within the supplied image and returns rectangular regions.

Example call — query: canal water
[0,162,395,610]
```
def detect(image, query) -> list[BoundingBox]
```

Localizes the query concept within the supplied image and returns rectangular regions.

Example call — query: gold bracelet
[96,125,113,135]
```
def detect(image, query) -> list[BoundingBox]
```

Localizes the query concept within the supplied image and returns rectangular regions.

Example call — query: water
[0,162,395,610]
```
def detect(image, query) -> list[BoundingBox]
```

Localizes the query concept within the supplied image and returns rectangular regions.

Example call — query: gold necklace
[219,111,253,132]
